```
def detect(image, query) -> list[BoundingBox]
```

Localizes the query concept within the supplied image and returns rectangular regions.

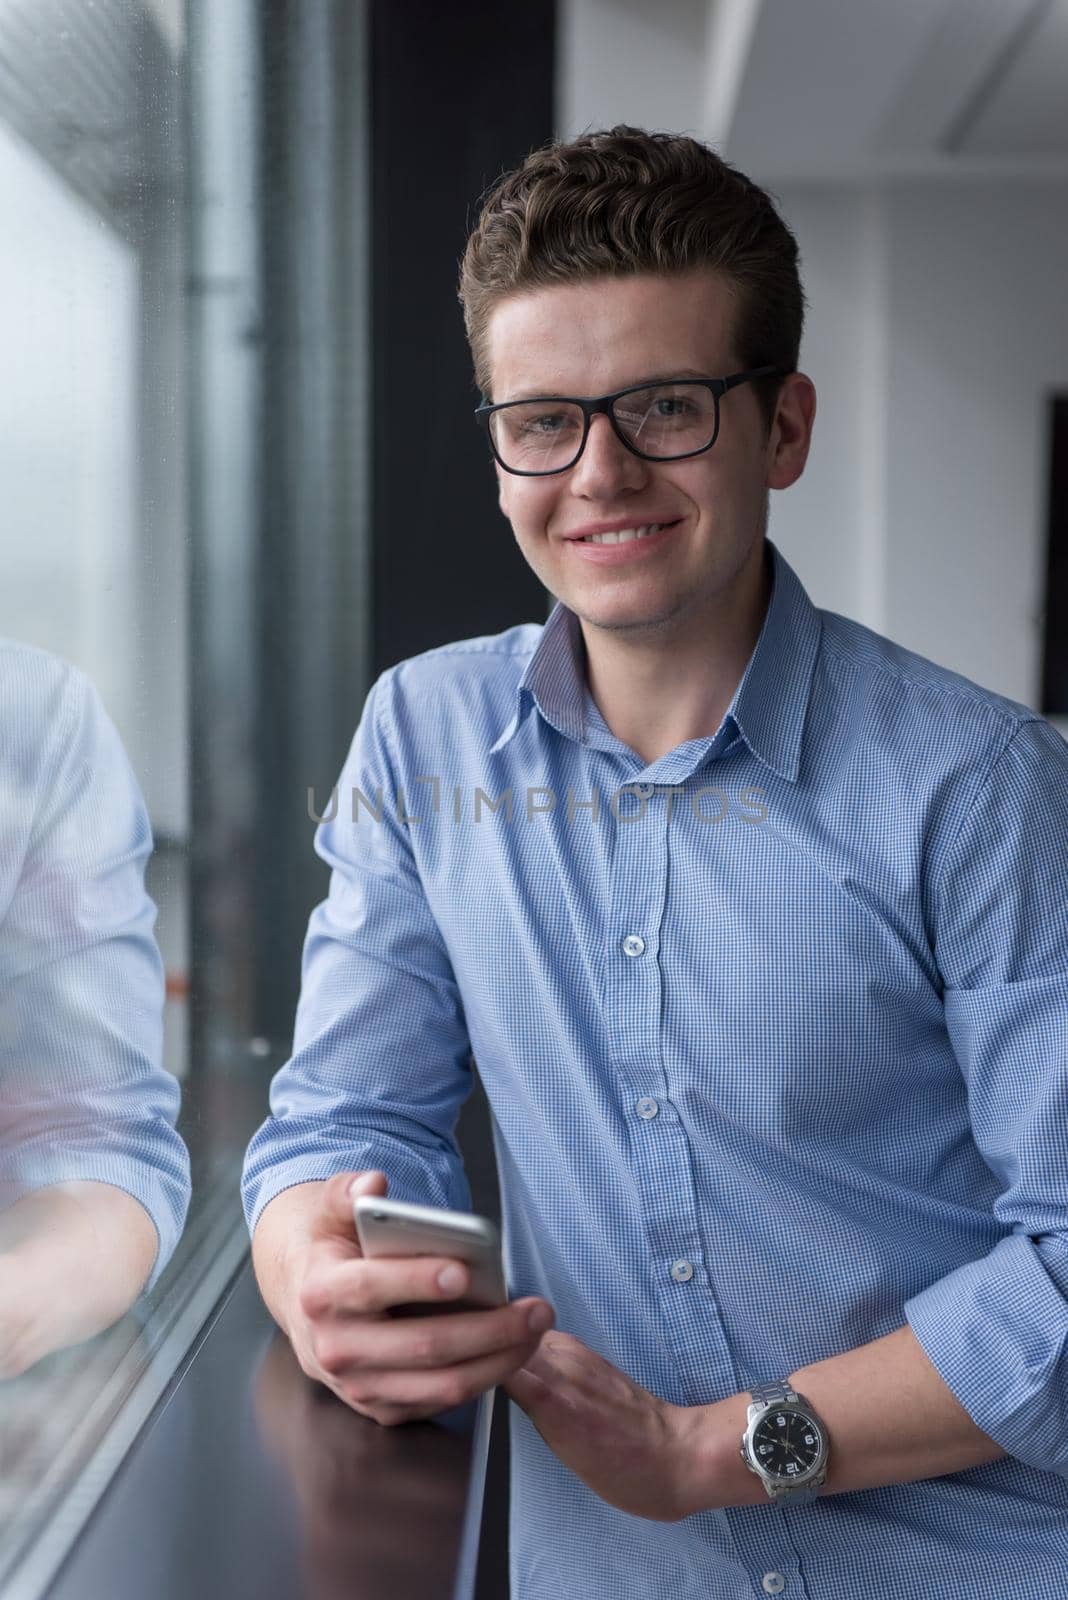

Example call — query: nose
[568,412,649,497]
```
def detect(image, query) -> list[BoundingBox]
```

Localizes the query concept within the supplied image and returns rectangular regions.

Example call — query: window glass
[0,3,295,1585]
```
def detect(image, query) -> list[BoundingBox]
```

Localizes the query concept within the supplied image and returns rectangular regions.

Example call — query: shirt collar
[488,536,822,784]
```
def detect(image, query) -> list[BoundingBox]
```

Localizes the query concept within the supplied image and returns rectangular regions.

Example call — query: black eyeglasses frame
[474,367,782,476]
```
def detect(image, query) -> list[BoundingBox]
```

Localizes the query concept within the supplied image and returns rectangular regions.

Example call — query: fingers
[330,1323,549,1420]
[314,1296,552,1379]
[298,1251,480,1322]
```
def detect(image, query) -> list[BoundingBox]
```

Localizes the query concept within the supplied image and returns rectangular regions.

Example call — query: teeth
[580,524,664,545]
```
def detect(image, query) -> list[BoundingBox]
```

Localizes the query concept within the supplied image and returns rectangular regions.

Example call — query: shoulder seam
[930,720,1036,926]
[819,626,1038,731]
[396,634,542,668]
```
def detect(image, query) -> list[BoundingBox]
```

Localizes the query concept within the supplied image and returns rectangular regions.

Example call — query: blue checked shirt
[0,640,190,1290]
[243,537,1068,1599]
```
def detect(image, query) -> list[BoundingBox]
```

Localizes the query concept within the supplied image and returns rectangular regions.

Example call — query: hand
[502,1330,711,1522]
[286,1170,556,1426]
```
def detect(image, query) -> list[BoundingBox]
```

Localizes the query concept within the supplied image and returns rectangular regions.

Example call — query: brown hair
[458,124,805,434]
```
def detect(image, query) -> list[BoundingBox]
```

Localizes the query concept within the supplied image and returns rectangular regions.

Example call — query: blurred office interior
[0,1,1064,1595]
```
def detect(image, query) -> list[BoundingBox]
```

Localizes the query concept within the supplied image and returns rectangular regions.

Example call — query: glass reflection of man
[0,641,190,1376]
[244,127,1068,1597]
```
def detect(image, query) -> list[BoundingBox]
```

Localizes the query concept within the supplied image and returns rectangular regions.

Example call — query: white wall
[555,0,709,141]
[769,179,1068,725]
[759,185,884,626]
[883,181,1068,712]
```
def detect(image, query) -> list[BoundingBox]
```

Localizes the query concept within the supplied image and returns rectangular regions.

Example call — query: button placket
[600,757,736,1404]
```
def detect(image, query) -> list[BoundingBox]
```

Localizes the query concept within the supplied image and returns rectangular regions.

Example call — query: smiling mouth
[571,520,682,545]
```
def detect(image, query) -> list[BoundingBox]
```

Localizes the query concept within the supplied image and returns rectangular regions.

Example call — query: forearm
[687,1322,1006,1509]
[0,1180,159,1376]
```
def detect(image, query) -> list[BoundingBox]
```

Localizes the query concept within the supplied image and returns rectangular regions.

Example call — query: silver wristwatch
[740,1381,829,1506]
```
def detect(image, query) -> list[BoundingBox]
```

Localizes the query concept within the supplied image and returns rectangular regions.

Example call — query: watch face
[752,1408,823,1481]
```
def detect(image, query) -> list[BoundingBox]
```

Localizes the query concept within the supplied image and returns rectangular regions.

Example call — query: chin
[574,598,682,635]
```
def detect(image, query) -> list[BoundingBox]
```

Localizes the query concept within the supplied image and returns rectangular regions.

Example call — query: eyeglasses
[474,367,781,476]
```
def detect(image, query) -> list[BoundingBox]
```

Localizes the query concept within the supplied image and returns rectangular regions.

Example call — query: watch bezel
[741,1397,829,1492]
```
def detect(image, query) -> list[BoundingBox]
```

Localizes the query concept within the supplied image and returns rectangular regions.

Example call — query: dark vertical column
[1040,395,1068,716]
[368,6,555,1594]
[369,0,554,676]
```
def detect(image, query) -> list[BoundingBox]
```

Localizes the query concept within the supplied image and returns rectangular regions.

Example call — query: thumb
[348,1169,388,1199]
[319,1168,388,1236]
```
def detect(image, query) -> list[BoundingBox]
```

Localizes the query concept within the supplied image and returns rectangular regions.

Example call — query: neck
[579,540,773,768]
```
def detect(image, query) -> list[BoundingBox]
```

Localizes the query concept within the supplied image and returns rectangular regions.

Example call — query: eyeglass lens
[489,382,717,472]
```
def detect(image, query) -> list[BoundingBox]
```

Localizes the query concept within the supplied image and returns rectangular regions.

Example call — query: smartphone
[353,1194,507,1314]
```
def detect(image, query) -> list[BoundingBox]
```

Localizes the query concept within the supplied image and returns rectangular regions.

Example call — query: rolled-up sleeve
[904,717,1068,1474]
[241,668,474,1238]
[0,655,191,1292]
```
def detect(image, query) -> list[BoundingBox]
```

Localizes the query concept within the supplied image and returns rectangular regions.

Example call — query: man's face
[485,269,810,644]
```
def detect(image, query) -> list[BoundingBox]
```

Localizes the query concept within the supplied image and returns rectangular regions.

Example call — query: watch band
[743,1380,828,1506]
[749,1380,803,1406]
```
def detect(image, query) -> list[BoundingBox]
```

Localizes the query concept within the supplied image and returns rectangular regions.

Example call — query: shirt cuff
[242,1126,472,1241]
[903,1230,1068,1477]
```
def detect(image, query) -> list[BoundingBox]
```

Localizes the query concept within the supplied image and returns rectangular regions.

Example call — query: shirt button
[636,1097,659,1119]
[621,934,645,957]
[762,1575,786,1595]
[671,1259,693,1282]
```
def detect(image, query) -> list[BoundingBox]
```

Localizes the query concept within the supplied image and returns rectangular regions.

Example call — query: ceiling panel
[954,0,1068,155]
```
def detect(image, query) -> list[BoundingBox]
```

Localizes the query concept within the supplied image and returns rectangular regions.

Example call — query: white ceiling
[558,0,1068,180]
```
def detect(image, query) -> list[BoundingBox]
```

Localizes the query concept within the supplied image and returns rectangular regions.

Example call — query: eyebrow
[500,368,712,403]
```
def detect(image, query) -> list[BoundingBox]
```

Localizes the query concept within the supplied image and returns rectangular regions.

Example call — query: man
[243,126,1068,1597]
[0,641,190,1375]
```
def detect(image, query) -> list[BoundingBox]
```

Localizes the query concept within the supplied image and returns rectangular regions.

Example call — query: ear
[766,372,817,491]
[495,459,513,518]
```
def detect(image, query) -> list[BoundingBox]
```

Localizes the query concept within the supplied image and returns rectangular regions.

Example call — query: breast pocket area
[660,875,942,1135]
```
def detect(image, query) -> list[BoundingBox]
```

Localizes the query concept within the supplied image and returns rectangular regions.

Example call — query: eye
[517,409,577,437]
[651,396,696,418]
